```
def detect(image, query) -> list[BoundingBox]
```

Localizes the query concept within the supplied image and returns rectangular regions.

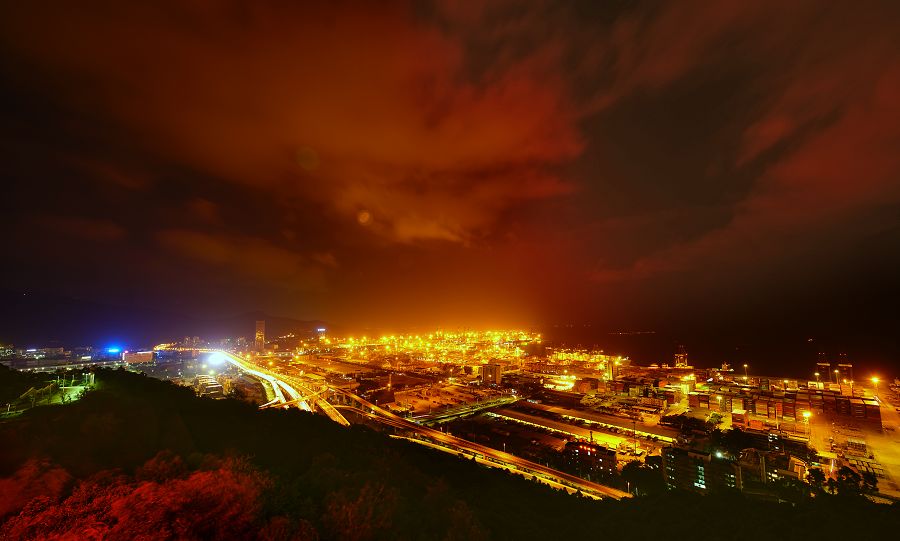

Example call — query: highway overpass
[210,350,628,499]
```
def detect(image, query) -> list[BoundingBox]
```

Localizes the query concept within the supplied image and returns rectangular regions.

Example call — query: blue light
[107,347,121,354]
[208,352,227,365]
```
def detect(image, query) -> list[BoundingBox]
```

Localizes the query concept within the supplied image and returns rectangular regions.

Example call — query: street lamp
[872,377,880,399]
[814,372,820,383]
[743,364,748,380]
[802,410,812,437]
[833,369,839,384]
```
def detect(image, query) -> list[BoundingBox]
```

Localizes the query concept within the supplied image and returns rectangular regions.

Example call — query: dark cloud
[155,228,326,290]
[586,1,900,284]
[1,0,582,244]
[34,215,128,243]
[2,0,899,368]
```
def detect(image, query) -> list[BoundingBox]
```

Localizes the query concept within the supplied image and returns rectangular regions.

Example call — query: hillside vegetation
[0,368,897,540]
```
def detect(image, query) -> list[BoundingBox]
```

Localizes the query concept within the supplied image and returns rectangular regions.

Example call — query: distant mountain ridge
[0,290,329,348]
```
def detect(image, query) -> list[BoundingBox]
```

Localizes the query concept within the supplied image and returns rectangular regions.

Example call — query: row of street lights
[811,371,881,395]
[730,362,879,442]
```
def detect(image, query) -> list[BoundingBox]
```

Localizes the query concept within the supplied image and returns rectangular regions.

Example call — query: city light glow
[208,352,227,365]
[1,1,898,534]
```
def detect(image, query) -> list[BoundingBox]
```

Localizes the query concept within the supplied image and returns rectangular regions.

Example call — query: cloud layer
[2,0,899,349]
[2,1,582,244]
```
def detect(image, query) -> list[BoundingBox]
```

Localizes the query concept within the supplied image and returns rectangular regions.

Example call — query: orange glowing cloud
[1,1,583,244]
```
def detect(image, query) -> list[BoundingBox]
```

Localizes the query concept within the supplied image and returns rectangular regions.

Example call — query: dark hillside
[0,369,897,540]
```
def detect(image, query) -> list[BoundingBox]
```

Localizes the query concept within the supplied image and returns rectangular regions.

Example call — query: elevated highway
[209,351,307,411]
[328,388,630,500]
[211,350,627,499]
[212,351,349,426]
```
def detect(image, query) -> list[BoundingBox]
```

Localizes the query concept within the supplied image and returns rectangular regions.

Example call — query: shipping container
[865,405,881,423]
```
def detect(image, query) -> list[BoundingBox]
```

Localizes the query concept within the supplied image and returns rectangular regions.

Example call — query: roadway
[388,435,604,500]
[213,351,312,412]
[214,351,349,426]
[330,389,630,500]
[278,373,351,426]
[489,408,627,448]
[212,351,628,499]
[522,402,678,442]
[414,395,519,424]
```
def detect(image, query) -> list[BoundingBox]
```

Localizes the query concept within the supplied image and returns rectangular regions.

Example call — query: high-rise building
[662,446,739,493]
[255,320,266,351]
[482,363,502,385]
[563,441,617,478]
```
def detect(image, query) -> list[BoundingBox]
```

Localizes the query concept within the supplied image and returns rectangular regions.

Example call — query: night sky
[2,1,899,372]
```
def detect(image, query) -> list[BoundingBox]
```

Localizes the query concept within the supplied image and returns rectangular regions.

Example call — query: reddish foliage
[323,483,396,541]
[0,454,274,541]
[0,459,73,519]
[259,516,319,541]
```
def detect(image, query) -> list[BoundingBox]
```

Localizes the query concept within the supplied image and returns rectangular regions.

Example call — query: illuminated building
[662,446,739,493]
[194,374,224,398]
[96,347,124,361]
[735,449,808,492]
[563,441,616,478]
[15,347,65,359]
[482,363,503,385]
[255,320,266,351]
[123,351,154,364]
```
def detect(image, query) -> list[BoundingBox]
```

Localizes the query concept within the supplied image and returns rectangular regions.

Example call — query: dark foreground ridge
[1,368,897,540]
